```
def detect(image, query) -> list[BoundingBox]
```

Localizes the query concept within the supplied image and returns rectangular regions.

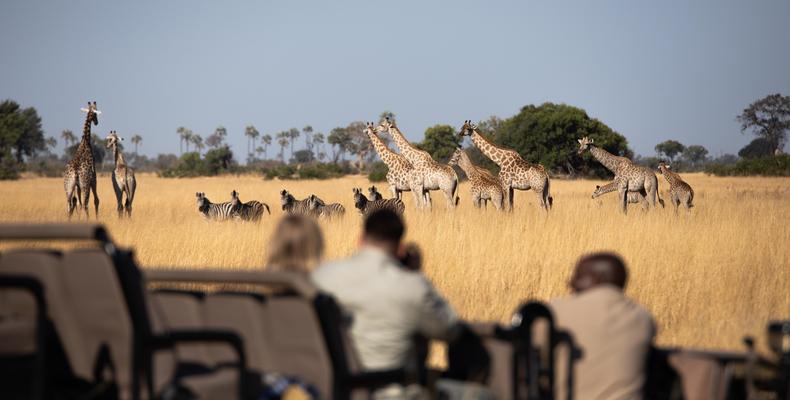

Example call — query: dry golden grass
[0,173,788,353]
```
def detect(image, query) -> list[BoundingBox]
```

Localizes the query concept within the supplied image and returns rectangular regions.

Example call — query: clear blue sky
[2,1,789,159]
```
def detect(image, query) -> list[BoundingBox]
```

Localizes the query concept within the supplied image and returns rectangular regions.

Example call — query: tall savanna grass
[0,173,787,352]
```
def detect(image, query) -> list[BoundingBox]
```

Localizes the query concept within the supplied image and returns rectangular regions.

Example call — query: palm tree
[131,134,142,155]
[61,129,75,148]
[190,134,204,155]
[215,126,227,139]
[276,131,289,163]
[245,125,259,161]
[313,132,325,160]
[287,127,299,159]
[255,146,264,160]
[303,125,314,152]
[46,137,57,154]
[176,126,190,154]
[183,129,194,153]
[261,134,272,159]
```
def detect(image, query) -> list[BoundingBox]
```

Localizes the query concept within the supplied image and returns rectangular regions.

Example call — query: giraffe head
[81,101,100,125]
[591,185,605,199]
[657,161,670,172]
[447,147,463,167]
[105,130,122,149]
[458,120,476,138]
[377,117,395,132]
[364,122,378,136]
[577,137,594,155]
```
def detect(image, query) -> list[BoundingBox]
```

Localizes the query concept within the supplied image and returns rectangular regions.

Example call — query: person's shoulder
[311,258,354,286]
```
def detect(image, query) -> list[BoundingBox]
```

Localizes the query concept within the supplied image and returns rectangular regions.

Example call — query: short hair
[266,215,324,273]
[363,209,405,244]
[576,252,628,288]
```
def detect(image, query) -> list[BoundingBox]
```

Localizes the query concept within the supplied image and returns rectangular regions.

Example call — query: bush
[261,162,345,180]
[705,155,789,176]
[368,161,388,182]
[159,152,208,177]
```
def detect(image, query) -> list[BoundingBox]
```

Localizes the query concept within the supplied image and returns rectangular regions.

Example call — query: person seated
[549,252,656,400]
[265,214,324,274]
[311,209,460,372]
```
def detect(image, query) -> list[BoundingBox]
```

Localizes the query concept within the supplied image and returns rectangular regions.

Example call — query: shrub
[368,161,388,182]
[705,155,789,176]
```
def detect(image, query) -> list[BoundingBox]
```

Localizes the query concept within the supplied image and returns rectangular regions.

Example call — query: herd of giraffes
[61,102,695,220]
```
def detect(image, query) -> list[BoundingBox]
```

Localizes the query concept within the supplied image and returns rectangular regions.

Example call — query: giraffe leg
[443,188,456,210]
[127,176,136,218]
[91,182,100,219]
[65,179,77,218]
[112,176,123,218]
[78,176,91,218]
[673,194,680,215]
[618,185,628,215]
[507,187,514,212]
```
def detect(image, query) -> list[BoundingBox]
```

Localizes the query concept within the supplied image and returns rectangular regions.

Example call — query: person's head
[266,215,324,273]
[362,209,405,255]
[569,252,628,293]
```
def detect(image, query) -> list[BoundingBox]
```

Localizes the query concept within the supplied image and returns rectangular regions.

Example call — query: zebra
[307,195,346,219]
[195,192,236,221]
[352,188,405,217]
[280,189,317,217]
[368,186,383,201]
[230,190,270,222]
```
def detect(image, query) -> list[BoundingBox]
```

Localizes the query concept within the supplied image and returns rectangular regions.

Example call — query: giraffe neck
[388,126,420,159]
[456,151,479,179]
[470,130,509,166]
[659,167,680,186]
[113,145,126,168]
[589,146,623,173]
[82,112,93,138]
[593,180,620,198]
[366,131,400,168]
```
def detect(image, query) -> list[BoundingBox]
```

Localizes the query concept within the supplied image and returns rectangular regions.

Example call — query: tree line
[1,94,787,180]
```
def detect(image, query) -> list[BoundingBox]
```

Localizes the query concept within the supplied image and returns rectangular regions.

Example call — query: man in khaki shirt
[312,209,459,371]
[550,252,656,400]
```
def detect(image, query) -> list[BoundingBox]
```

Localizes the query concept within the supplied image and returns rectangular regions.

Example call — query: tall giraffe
[363,122,423,208]
[64,101,100,218]
[105,130,137,218]
[458,120,552,211]
[378,118,458,209]
[448,147,505,210]
[577,137,659,214]
[657,162,694,214]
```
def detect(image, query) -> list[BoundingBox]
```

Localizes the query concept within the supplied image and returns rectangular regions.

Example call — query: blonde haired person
[266,215,324,273]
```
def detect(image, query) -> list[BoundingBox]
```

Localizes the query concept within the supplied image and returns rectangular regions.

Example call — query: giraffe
[448,147,505,210]
[577,137,659,214]
[458,120,552,211]
[378,118,458,209]
[64,101,100,219]
[363,122,423,208]
[105,130,137,218]
[657,162,694,214]
[592,178,666,209]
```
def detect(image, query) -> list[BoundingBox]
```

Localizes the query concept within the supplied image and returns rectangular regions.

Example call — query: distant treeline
[1,94,788,180]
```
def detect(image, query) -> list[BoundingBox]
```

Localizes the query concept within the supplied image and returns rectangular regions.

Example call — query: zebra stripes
[230,190,270,222]
[307,195,346,219]
[195,192,236,221]
[352,188,405,217]
[280,190,317,217]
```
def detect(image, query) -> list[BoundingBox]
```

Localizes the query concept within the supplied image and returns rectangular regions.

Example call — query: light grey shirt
[312,246,459,370]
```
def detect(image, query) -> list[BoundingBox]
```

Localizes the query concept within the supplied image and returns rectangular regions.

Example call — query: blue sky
[2,1,789,159]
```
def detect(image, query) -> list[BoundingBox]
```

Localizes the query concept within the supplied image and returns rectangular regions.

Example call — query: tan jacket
[312,246,459,370]
[550,285,655,400]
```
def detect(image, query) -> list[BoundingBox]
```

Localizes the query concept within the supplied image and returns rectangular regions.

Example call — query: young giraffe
[592,178,665,209]
[657,162,694,214]
[577,137,659,214]
[459,120,552,211]
[378,118,458,210]
[63,101,100,219]
[105,131,137,218]
[363,122,423,208]
[448,147,505,210]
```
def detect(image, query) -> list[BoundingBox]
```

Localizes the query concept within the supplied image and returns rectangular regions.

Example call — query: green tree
[204,145,235,174]
[379,111,396,125]
[416,124,461,163]
[292,149,315,163]
[65,134,107,165]
[276,131,289,162]
[190,134,204,155]
[176,126,189,154]
[303,125,314,153]
[0,100,45,178]
[287,127,300,159]
[681,145,708,169]
[487,103,631,177]
[261,133,272,159]
[655,140,686,162]
[328,127,353,162]
[738,137,774,159]
[244,125,259,161]
[736,93,790,155]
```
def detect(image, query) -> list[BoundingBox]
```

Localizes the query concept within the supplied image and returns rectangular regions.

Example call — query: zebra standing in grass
[195,192,236,221]
[368,186,383,201]
[280,189,317,217]
[307,195,346,219]
[352,188,405,217]
[230,190,270,222]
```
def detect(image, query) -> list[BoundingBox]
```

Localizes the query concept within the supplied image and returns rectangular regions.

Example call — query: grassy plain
[0,173,788,352]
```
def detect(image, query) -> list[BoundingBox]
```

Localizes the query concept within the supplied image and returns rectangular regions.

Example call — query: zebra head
[280,189,295,209]
[195,192,210,212]
[230,190,241,207]
[352,188,368,210]
[307,194,325,211]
